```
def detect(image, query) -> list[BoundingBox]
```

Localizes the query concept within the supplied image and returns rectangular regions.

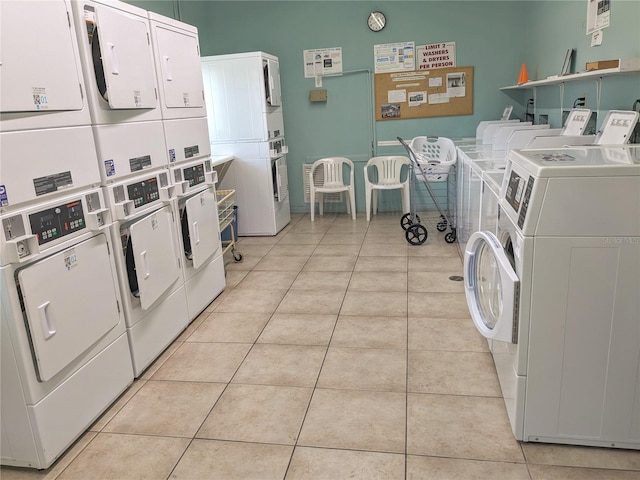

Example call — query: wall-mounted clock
[367,11,386,32]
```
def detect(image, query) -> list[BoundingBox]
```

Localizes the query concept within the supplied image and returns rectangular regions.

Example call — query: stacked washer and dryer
[69,0,225,377]
[1,0,226,468]
[148,12,226,322]
[0,0,133,468]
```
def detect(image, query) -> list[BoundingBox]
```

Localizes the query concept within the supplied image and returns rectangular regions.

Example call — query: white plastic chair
[309,157,356,221]
[364,156,411,222]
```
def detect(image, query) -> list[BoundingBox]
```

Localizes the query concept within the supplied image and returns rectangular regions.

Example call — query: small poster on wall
[374,42,415,73]
[416,42,456,70]
[586,0,610,35]
[303,47,343,78]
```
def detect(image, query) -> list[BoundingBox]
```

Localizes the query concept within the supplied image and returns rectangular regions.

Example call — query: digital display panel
[183,164,205,188]
[127,177,159,208]
[29,200,85,245]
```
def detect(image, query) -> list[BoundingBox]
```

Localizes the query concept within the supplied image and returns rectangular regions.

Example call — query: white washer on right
[464,145,640,449]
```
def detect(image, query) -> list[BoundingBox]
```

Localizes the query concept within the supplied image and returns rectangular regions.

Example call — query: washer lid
[509,146,640,177]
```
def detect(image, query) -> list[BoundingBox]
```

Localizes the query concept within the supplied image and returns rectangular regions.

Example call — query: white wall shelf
[500,61,640,90]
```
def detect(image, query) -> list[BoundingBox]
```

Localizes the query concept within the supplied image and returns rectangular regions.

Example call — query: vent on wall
[303,163,343,203]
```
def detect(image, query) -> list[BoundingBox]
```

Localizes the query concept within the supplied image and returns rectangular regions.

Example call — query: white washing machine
[464,145,640,449]
[103,170,189,377]
[170,159,226,321]
[70,0,168,183]
[480,170,502,234]
[1,188,133,469]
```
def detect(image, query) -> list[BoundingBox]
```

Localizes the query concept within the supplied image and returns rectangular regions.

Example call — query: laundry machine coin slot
[17,234,121,382]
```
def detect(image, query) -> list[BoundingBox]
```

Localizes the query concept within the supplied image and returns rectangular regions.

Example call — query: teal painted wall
[129,0,640,213]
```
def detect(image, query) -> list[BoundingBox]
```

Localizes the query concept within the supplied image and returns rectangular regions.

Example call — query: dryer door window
[183,189,220,270]
[129,206,181,310]
[1,0,83,113]
[17,233,120,382]
[464,230,520,344]
[153,25,204,109]
[91,5,157,109]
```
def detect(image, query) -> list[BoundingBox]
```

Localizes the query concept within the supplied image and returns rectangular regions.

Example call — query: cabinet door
[18,234,120,382]
[129,206,181,310]
[183,189,220,269]
[153,24,204,109]
[93,4,157,109]
[0,0,84,113]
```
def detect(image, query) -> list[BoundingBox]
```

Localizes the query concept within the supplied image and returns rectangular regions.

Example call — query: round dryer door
[464,230,520,343]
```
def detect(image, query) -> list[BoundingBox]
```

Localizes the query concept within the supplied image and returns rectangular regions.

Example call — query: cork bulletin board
[375,65,473,121]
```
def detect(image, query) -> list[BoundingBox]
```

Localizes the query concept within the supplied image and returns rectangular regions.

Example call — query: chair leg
[318,193,324,216]
[365,186,371,222]
[349,186,356,220]
[372,190,378,216]
[310,188,315,221]
[344,191,351,215]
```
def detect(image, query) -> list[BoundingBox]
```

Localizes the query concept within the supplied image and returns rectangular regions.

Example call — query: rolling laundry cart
[397,136,457,245]
[217,189,243,262]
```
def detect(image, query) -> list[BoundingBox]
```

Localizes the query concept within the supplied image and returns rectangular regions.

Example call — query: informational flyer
[416,42,456,70]
[586,0,610,35]
[374,42,415,73]
[446,72,466,97]
[304,47,343,78]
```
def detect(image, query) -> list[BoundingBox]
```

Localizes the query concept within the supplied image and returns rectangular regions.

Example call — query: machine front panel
[90,5,157,109]
[17,234,121,382]
[153,25,205,109]
[0,0,84,113]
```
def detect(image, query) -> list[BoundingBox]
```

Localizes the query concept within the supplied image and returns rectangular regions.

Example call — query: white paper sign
[416,42,456,70]
[374,42,415,73]
[586,0,610,35]
[388,89,407,103]
[447,72,466,98]
[304,47,343,78]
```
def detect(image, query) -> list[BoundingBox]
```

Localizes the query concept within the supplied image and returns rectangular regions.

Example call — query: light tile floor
[3,213,640,480]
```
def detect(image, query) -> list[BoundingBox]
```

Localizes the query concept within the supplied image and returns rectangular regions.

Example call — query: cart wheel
[406,224,428,245]
[232,250,243,262]
[436,220,448,232]
[445,232,456,243]
[400,213,421,231]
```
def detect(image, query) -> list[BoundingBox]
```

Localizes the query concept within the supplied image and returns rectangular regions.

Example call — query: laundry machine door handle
[163,56,173,81]
[38,301,56,339]
[108,43,119,75]
[140,250,151,279]
[193,221,200,245]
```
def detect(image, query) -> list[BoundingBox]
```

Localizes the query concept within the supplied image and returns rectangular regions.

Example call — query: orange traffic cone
[517,63,529,84]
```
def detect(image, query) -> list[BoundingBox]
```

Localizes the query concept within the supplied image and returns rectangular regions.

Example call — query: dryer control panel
[127,177,160,209]
[29,201,86,245]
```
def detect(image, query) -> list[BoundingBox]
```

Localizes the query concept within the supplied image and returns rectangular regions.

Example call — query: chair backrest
[409,136,456,165]
[311,157,354,187]
[365,156,410,185]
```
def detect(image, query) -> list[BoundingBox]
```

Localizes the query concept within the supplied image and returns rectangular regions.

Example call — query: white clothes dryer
[148,11,210,168]
[1,188,133,469]
[103,169,189,377]
[170,159,226,321]
[464,145,640,449]
[70,0,167,183]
